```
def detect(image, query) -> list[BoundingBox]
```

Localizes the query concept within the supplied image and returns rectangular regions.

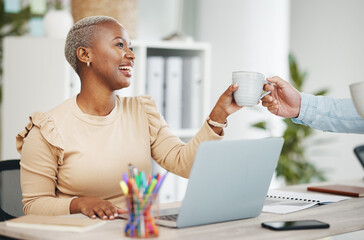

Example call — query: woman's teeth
[119,66,132,72]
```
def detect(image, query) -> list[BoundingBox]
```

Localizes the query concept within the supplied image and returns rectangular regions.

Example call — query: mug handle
[259,81,273,100]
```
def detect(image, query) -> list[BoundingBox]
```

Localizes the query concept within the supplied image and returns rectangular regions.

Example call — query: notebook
[263,189,350,214]
[307,184,364,197]
[5,214,106,233]
[155,137,284,228]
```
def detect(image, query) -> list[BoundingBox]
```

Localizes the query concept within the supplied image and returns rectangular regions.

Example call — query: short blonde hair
[64,16,120,72]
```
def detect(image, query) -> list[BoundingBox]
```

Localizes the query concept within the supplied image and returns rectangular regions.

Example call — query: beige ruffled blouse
[16,95,222,216]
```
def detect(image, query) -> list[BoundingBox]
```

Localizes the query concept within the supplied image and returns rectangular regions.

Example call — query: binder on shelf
[164,56,183,130]
[182,56,202,129]
[146,56,165,114]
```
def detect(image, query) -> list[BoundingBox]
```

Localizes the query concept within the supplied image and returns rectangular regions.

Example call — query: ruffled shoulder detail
[138,95,166,144]
[16,111,65,165]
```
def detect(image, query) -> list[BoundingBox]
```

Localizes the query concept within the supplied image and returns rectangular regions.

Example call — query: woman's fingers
[82,208,97,219]
[223,83,239,98]
[94,207,108,220]
[92,205,116,220]
[98,204,119,220]
[231,83,239,92]
[112,207,120,218]
[117,208,128,214]
[103,208,115,220]
[74,197,121,220]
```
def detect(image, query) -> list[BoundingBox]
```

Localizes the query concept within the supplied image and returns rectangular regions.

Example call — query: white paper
[263,190,351,214]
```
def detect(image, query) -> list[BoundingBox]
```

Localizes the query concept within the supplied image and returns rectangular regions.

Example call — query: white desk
[1,179,364,240]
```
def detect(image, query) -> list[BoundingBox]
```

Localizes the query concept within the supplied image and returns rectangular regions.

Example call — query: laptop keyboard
[158,214,178,221]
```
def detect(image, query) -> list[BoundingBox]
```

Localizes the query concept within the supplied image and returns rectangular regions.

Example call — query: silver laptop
[155,137,284,228]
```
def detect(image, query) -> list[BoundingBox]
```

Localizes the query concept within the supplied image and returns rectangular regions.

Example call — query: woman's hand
[208,83,243,135]
[70,197,127,220]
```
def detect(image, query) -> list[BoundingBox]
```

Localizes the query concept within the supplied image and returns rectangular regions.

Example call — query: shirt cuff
[291,92,317,125]
[199,120,224,140]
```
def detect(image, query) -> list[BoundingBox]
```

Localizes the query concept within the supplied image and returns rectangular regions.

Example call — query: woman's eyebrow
[113,37,132,46]
[113,36,124,41]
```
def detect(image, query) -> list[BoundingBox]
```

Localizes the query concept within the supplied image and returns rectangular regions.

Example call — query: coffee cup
[350,81,364,119]
[232,71,271,107]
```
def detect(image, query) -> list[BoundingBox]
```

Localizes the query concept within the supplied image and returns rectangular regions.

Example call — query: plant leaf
[251,121,267,130]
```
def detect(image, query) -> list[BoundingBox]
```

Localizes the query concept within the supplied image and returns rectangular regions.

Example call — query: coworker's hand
[261,76,301,118]
[208,83,242,134]
[70,197,127,220]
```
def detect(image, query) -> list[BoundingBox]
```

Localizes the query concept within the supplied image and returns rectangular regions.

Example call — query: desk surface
[1,179,364,240]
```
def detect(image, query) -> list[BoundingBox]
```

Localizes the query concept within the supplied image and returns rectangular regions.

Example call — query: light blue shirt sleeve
[292,93,364,134]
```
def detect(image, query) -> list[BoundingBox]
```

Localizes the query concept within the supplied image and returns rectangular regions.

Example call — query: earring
[87,61,91,67]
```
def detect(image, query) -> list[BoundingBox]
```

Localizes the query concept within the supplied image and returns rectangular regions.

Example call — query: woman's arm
[21,127,74,215]
[146,84,242,178]
[21,126,125,219]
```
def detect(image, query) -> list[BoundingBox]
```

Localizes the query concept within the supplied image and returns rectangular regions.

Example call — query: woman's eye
[129,47,134,52]
[117,42,124,48]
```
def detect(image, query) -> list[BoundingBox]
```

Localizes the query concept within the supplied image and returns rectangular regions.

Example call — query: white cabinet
[126,40,211,138]
[2,37,211,202]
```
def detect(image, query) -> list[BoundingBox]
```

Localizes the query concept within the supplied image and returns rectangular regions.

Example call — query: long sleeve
[17,112,74,215]
[139,96,223,178]
[16,96,224,216]
[292,93,364,133]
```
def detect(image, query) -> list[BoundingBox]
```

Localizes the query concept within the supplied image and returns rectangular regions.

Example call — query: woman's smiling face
[88,21,135,91]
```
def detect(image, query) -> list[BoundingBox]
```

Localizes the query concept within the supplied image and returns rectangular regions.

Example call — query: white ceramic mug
[350,81,364,119]
[232,71,271,107]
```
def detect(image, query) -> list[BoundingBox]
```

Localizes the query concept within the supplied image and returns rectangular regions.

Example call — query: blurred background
[1,0,364,197]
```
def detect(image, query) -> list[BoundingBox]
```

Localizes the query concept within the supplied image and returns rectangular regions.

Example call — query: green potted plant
[253,53,329,185]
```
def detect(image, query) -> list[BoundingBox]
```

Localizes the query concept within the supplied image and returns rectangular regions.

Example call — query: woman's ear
[76,46,91,64]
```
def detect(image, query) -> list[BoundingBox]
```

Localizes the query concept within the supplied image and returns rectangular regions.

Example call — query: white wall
[137,0,179,40]
[195,0,290,144]
[290,0,364,181]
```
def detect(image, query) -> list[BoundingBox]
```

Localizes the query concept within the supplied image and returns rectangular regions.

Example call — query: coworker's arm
[262,76,364,133]
[292,93,364,133]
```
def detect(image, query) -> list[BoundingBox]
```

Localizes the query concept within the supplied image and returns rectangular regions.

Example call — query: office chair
[0,159,23,221]
[354,145,364,170]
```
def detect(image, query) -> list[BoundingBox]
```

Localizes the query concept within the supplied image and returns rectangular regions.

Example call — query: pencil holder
[125,193,159,238]
[120,169,167,238]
